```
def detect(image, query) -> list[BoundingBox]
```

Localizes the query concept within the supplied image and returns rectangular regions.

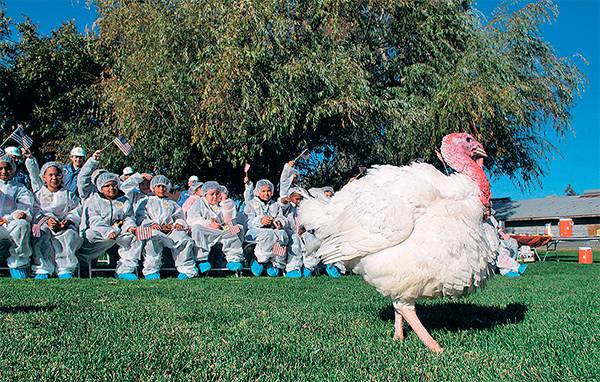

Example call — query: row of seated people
[0,147,344,280]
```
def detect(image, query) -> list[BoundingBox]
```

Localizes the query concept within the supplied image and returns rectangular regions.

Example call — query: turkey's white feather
[299,162,496,307]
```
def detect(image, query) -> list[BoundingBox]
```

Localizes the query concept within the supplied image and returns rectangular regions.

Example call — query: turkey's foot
[399,308,443,353]
[394,310,405,340]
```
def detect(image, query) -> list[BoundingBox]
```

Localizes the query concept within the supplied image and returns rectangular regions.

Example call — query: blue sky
[3,0,599,200]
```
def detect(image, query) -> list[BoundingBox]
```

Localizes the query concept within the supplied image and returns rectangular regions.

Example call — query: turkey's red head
[440,133,491,215]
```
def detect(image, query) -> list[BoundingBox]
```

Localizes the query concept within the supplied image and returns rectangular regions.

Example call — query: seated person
[245,179,289,277]
[4,146,31,190]
[497,227,527,277]
[186,181,244,273]
[30,162,83,279]
[78,172,143,280]
[182,181,202,212]
[0,155,34,279]
[177,175,199,206]
[138,175,197,280]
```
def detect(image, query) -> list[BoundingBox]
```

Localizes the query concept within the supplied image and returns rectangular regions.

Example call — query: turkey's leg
[394,310,404,339]
[399,308,443,353]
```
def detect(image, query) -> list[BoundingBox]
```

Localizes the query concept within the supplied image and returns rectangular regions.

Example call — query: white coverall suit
[138,196,198,277]
[0,179,34,269]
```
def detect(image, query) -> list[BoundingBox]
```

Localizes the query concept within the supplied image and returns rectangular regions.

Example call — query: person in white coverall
[245,179,289,277]
[186,181,244,274]
[78,172,143,280]
[0,155,34,279]
[138,175,197,280]
[30,162,83,279]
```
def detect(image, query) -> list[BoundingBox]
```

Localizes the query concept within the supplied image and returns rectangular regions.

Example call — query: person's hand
[108,232,117,240]
[47,217,59,229]
[0,217,6,226]
[273,220,283,229]
[280,197,290,204]
[128,227,137,234]
[243,176,250,184]
[22,148,33,159]
[142,173,152,181]
[92,150,102,161]
[151,223,161,231]
[59,219,72,229]
[14,211,27,220]
[297,226,306,236]
[209,220,221,230]
[161,224,173,233]
[287,160,295,167]
[174,224,185,231]
[260,216,273,226]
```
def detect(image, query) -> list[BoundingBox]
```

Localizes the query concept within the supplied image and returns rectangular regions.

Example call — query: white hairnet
[40,161,63,178]
[95,172,120,190]
[201,181,220,195]
[0,155,16,172]
[254,179,274,195]
[150,174,172,192]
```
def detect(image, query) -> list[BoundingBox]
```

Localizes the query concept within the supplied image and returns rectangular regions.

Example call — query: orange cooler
[578,247,593,264]
[559,218,573,237]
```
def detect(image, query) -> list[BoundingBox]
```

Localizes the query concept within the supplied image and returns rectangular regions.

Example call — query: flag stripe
[136,225,153,241]
[113,135,133,156]
[272,242,287,257]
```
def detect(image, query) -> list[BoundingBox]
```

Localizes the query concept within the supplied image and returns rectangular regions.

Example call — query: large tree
[0,6,105,162]
[2,0,585,194]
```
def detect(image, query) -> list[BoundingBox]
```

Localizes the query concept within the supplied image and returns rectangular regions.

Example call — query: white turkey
[299,132,497,353]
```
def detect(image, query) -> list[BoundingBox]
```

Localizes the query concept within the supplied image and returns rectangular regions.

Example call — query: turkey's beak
[472,144,487,158]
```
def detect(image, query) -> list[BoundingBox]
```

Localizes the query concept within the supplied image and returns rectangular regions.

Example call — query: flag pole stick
[100,140,113,152]
[293,148,308,162]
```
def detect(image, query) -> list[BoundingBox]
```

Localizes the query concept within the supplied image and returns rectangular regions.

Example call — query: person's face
[0,162,13,181]
[122,174,130,181]
[43,166,63,191]
[220,192,228,201]
[70,155,85,168]
[203,189,220,205]
[139,179,151,195]
[324,191,334,198]
[290,193,303,205]
[101,181,119,199]
[258,186,272,202]
[154,184,168,198]
[193,187,203,197]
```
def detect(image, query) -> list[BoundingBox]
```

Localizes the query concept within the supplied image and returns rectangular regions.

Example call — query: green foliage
[0,12,105,161]
[0,255,597,381]
[0,0,586,192]
[93,0,584,191]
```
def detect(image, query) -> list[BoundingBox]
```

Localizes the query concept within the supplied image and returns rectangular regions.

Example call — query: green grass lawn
[0,252,598,381]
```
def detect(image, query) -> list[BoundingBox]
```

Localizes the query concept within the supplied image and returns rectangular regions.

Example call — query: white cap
[70,147,86,157]
[122,166,135,176]
[188,175,199,183]
[4,146,22,157]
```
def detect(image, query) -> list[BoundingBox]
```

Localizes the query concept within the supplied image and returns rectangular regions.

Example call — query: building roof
[493,190,600,221]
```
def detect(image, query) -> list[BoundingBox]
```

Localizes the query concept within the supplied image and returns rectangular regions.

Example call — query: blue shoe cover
[266,265,280,277]
[518,264,528,274]
[226,262,243,272]
[177,273,189,280]
[9,268,28,279]
[505,271,520,277]
[198,261,212,274]
[58,273,73,279]
[250,260,264,277]
[325,265,341,278]
[145,273,160,280]
[34,274,49,280]
[286,270,301,278]
[117,273,138,281]
[302,268,313,278]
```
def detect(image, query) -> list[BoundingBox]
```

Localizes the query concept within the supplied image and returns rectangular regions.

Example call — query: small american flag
[32,216,50,238]
[113,135,133,156]
[9,126,34,149]
[244,163,251,173]
[272,241,287,257]
[136,225,153,241]
[226,220,240,234]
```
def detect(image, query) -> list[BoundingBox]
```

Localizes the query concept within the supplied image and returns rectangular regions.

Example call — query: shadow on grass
[379,302,527,332]
[0,305,57,314]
